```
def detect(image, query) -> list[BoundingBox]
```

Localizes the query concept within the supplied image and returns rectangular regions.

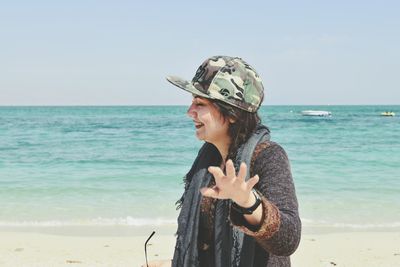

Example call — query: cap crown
[192,56,264,112]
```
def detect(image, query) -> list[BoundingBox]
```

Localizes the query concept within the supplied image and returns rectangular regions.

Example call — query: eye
[192,100,204,106]
[192,97,207,106]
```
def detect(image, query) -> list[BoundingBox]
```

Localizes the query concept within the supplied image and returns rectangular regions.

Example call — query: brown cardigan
[198,141,301,267]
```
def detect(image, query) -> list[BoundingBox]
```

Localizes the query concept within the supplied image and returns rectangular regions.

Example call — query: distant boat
[380,111,395,117]
[301,110,332,117]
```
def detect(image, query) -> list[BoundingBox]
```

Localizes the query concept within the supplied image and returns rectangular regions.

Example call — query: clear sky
[1,0,399,105]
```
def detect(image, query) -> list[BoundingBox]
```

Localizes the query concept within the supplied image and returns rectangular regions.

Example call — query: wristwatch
[231,189,262,215]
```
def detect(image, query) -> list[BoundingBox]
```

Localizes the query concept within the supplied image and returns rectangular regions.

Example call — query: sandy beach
[1,230,399,267]
[1,107,399,267]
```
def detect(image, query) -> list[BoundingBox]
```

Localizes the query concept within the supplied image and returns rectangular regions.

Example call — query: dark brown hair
[176,99,262,210]
[212,100,261,162]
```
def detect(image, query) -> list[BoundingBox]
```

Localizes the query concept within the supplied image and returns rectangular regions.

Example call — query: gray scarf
[172,124,270,267]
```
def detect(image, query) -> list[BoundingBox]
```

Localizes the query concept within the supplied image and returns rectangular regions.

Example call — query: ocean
[0,106,399,234]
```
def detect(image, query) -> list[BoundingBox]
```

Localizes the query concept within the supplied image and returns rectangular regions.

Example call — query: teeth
[194,122,204,128]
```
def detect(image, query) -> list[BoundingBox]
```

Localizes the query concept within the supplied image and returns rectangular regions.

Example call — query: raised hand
[200,159,259,207]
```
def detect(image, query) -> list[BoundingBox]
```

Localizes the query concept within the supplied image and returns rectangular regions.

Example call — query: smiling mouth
[194,122,204,129]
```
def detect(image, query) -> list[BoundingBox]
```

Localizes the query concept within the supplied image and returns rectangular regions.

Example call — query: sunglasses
[144,231,156,267]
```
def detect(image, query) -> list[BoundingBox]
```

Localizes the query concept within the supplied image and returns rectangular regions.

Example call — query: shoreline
[0,225,178,237]
[2,222,400,236]
[1,229,399,266]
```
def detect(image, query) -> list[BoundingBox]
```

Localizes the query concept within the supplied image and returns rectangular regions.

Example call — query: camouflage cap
[166,55,264,113]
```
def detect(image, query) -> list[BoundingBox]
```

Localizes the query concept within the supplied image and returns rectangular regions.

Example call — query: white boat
[301,110,332,117]
[380,111,395,117]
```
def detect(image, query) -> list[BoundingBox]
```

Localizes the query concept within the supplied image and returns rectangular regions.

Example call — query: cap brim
[166,75,211,99]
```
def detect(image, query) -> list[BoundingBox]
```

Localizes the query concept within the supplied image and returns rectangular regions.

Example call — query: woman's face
[187,96,231,145]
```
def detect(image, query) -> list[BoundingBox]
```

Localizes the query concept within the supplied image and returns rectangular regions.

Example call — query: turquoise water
[0,106,399,232]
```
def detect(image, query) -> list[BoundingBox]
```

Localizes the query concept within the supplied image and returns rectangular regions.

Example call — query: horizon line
[0,104,399,107]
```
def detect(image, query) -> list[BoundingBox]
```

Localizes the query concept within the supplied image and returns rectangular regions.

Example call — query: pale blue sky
[1,0,399,105]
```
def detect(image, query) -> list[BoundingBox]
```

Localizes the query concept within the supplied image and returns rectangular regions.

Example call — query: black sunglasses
[144,231,156,267]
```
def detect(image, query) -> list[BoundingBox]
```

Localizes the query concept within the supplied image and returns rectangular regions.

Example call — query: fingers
[209,161,250,184]
[247,174,259,190]
[225,159,235,178]
[237,162,247,181]
[207,162,259,200]
[208,166,225,180]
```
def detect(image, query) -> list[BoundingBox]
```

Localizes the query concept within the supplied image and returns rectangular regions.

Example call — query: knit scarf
[172,124,270,267]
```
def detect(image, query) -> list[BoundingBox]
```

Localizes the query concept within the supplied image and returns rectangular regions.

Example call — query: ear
[229,117,236,124]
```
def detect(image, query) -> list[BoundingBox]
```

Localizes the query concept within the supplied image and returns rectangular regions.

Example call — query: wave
[0,217,177,227]
[2,217,400,230]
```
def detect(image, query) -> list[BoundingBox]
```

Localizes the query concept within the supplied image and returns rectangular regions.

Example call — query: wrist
[231,189,262,215]
[234,190,256,208]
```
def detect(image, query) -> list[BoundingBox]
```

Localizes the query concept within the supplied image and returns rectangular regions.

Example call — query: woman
[148,56,301,267]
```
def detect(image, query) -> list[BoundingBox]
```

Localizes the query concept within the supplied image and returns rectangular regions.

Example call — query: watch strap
[231,189,262,215]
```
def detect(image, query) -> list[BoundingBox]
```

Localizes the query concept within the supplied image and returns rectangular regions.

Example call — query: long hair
[212,100,261,162]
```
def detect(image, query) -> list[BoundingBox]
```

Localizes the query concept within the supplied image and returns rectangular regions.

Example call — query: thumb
[200,187,219,198]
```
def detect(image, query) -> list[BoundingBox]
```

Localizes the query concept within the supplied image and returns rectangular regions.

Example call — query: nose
[186,103,196,119]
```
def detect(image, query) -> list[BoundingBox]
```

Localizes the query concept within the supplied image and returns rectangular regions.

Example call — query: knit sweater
[198,141,301,266]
